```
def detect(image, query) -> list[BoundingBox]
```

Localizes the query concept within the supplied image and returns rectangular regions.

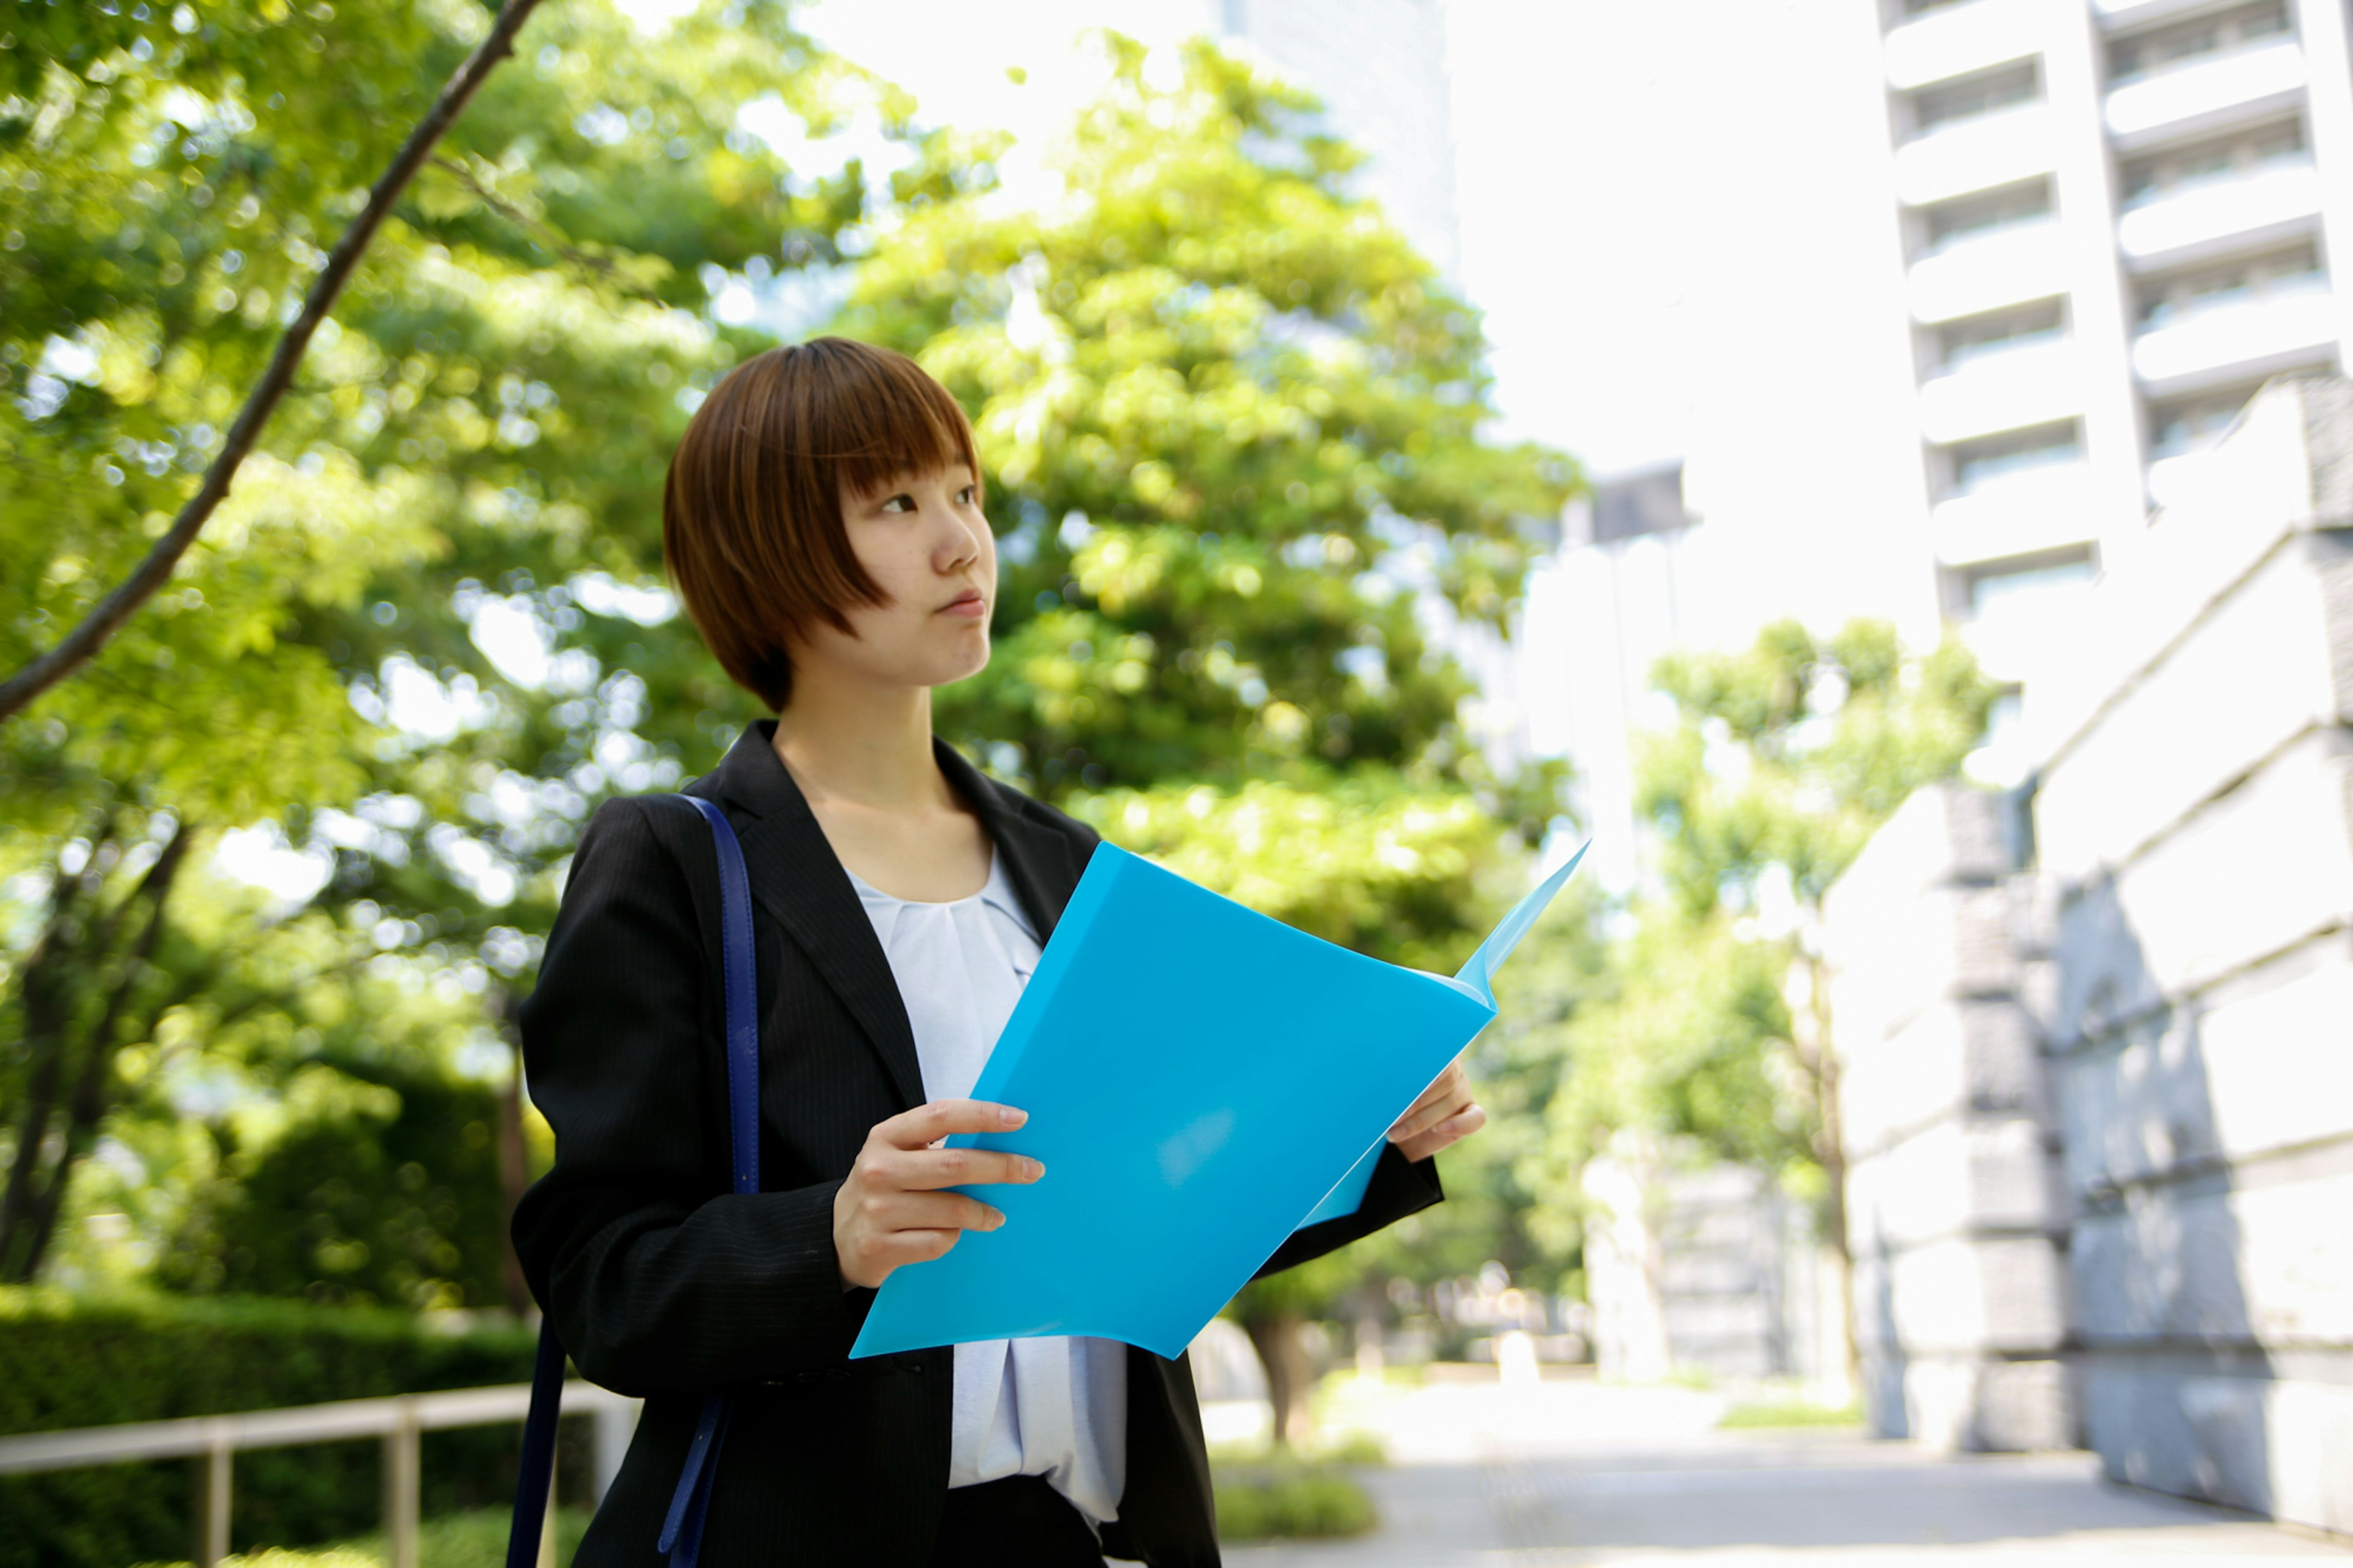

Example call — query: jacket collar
[694,721,1083,1110]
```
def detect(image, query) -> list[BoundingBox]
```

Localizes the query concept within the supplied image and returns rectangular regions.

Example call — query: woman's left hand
[1385,1058,1484,1163]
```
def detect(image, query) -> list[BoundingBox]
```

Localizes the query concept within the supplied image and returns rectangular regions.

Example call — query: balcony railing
[2131,278,2338,395]
[2105,38,2306,151]
[2116,158,2323,271]
[1919,334,2085,444]
[1930,459,2102,567]
[1893,102,2058,208]
[1884,0,2040,92]
[1909,218,2069,322]
[2096,0,2237,30]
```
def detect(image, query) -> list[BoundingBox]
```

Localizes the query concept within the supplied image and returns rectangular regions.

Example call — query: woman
[512,337,1487,1567]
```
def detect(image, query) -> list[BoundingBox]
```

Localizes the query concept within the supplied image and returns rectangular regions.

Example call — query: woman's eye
[958,487,977,505]
[881,494,915,513]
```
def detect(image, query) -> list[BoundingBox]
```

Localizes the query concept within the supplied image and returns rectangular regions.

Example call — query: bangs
[783,340,981,504]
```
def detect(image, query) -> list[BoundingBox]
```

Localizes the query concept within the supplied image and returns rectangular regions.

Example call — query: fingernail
[1025,1159,1045,1181]
[998,1105,1026,1127]
[987,1209,1006,1229]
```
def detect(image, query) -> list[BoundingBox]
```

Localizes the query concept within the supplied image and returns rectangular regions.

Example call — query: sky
[789,0,1909,485]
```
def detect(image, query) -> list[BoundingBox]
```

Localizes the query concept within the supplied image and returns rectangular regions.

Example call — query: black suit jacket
[512,722,1444,1567]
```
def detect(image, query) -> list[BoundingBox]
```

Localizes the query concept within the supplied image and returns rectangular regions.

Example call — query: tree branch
[427,155,675,307]
[0,0,550,725]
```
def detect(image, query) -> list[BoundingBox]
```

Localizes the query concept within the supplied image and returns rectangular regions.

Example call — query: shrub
[0,1290,588,1568]
[1212,1457,1377,1541]
[132,1507,594,1568]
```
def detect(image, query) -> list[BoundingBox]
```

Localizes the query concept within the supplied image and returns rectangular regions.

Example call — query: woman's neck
[770,669,947,813]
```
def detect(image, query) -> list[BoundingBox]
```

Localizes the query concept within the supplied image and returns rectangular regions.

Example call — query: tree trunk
[1802,942,1859,1396]
[0,820,188,1282]
[1241,1310,1311,1450]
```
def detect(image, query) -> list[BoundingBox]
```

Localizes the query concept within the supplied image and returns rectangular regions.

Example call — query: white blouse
[843,850,1128,1526]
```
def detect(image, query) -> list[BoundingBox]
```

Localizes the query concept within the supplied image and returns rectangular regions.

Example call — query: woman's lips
[940,590,987,618]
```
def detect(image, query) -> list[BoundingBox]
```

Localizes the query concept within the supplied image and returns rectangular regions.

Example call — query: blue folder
[849,841,1586,1361]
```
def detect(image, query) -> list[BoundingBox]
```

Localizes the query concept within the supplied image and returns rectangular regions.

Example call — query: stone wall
[2029,377,2353,1537]
[1823,376,2353,1536]
[1823,784,2071,1452]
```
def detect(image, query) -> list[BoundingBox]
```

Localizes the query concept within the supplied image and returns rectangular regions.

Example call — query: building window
[1961,549,2098,619]
[2109,0,2291,84]
[2119,116,2307,207]
[1921,178,2053,256]
[2146,385,2265,458]
[1936,298,2066,373]
[2134,242,2325,330]
[1944,422,2082,494]
[1909,61,2039,138]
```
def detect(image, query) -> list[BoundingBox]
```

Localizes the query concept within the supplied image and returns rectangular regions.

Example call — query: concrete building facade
[1868,0,2353,685]
[1824,376,2353,1537]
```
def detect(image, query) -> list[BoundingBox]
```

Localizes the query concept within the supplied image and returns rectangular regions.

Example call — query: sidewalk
[1223,1375,2351,1566]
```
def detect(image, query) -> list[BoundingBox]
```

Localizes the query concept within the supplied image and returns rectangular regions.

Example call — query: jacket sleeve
[510,798,854,1395]
[1251,1141,1443,1280]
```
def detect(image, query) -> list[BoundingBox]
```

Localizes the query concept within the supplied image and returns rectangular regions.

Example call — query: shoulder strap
[682,795,761,1195]
[659,795,759,1568]
[509,795,764,1568]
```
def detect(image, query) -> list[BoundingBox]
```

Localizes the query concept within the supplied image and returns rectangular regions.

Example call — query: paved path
[1222,1377,2349,1566]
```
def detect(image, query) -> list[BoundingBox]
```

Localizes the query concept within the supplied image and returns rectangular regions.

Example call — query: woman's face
[787,461,995,696]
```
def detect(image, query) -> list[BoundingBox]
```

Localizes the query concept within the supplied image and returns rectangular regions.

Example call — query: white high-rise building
[1208,0,1461,281]
[1870,0,2353,683]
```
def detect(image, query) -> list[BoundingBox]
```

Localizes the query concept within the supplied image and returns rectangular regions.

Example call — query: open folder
[849,840,1586,1361]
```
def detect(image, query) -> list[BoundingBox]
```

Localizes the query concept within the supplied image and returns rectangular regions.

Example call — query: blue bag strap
[503,1320,569,1568]
[657,795,761,1568]
[505,795,764,1568]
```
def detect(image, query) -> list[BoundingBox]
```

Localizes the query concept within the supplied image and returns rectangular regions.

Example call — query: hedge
[0,1290,592,1568]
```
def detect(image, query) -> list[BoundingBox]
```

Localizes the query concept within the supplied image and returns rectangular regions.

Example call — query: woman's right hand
[834,1099,1044,1290]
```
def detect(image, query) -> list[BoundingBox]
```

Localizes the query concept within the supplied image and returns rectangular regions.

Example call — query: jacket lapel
[707,724,926,1110]
[702,722,1088,1113]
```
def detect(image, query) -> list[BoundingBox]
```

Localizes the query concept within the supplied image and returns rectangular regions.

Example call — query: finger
[875,1099,1027,1151]
[1390,1081,1475,1143]
[881,1145,1044,1191]
[863,1228,966,1271]
[1398,1103,1486,1163]
[1390,1063,1466,1126]
[868,1189,1006,1233]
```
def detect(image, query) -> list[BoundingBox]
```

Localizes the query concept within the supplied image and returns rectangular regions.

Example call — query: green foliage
[843,33,1576,798]
[154,1059,513,1309]
[1211,1455,1377,1541]
[1519,619,1996,1258]
[1073,771,1525,973]
[1640,619,1997,918]
[2,0,898,1292]
[0,1289,585,1568]
[130,1507,597,1568]
[1520,910,1798,1252]
[1716,1393,1863,1429]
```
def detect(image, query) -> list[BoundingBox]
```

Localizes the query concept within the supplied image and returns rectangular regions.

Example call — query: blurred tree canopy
[1,0,920,1297]
[2,6,1580,1349]
[1515,619,1996,1373]
[843,34,1576,814]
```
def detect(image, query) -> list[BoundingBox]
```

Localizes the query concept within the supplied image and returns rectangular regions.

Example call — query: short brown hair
[662,336,982,710]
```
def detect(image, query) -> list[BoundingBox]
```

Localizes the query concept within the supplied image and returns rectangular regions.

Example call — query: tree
[840,35,1580,1440]
[0,0,548,724]
[1534,619,1995,1382]
[1,0,909,1293]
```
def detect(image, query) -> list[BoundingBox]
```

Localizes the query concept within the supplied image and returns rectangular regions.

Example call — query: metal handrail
[0,1381,641,1568]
